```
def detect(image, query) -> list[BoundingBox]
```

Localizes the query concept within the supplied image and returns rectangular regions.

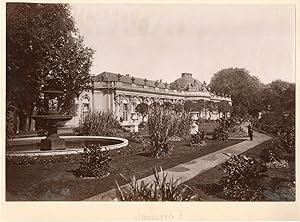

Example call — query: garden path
[85,127,271,201]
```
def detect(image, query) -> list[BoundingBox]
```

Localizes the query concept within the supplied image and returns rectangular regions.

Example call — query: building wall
[73,80,232,128]
[93,90,109,112]
[65,91,94,127]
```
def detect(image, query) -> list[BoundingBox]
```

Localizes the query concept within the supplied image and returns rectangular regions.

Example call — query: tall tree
[6,3,94,131]
[261,80,295,114]
[215,101,233,118]
[209,68,263,117]
[135,102,149,122]
[258,80,295,134]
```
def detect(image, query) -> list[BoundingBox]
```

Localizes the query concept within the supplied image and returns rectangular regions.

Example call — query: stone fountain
[32,74,72,151]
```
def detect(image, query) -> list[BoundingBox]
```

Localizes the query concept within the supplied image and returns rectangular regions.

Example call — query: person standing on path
[248,122,253,141]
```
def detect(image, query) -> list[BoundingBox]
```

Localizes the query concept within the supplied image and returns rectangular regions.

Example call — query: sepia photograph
[3,0,297,213]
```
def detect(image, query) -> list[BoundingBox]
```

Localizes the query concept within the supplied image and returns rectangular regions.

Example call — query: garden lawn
[184,140,295,201]
[6,139,243,201]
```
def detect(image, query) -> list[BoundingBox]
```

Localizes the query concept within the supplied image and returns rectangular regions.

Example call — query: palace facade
[67,72,232,131]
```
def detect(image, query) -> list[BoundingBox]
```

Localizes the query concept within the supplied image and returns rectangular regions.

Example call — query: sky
[70,4,295,84]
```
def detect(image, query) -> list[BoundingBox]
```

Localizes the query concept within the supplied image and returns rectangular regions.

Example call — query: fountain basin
[7,136,128,157]
[32,115,73,150]
[32,115,73,121]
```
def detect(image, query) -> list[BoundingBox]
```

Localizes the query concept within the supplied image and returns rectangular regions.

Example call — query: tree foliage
[135,102,149,122]
[6,3,94,131]
[256,80,295,134]
[183,100,197,112]
[209,68,263,117]
[184,100,216,112]
[215,101,232,118]
[261,80,295,114]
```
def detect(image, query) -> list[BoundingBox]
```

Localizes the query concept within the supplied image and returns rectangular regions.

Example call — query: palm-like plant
[147,106,191,158]
[115,167,198,201]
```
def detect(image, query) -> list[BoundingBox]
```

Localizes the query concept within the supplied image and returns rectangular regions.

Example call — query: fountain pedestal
[33,115,72,150]
[40,137,65,151]
[32,74,74,151]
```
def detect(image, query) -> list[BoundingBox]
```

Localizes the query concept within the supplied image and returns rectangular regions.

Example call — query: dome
[170,73,207,92]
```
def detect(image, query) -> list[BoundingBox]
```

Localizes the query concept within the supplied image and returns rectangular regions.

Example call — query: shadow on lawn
[136,152,153,158]
[68,168,81,177]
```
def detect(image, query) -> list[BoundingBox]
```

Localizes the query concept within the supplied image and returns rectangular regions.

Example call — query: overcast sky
[70,4,295,84]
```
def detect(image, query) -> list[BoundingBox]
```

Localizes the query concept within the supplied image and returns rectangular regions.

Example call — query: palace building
[67,72,232,131]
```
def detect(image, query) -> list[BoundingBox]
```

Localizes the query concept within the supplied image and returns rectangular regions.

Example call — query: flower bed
[183,140,295,201]
[228,125,248,138]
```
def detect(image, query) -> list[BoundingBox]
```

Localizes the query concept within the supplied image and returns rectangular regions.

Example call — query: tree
[6,3,94,131]
[135,103,149,122]
[184,100,197,112]
[209,68,263,118]
[206,101,217,120]
[261,80,295,114]
[184,99,222,120]
[232,104,248,120]
[162,101,173,110]
[197,99,211,119]
[253,79,295,134]
[259,80,295,131]
[173,103,184,113]
[281,83,295,115]
[216,101,233,118]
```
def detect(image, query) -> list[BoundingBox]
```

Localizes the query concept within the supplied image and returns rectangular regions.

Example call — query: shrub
[115,167,198,201]
[148,106,191,158]
[260,139,284,163]
[228,125,248,138]
[190,130,206,147]
[219,154,267,201]
[79,144,111,178]
[212,117,230,140]
[127,132,144,143]
[74,111,121,136]
[260,124,295,163]
[212,125,229,140]
[257,111,295,136]
[278,125,295,153]
[266,160,289,169]
[126,132,151,151]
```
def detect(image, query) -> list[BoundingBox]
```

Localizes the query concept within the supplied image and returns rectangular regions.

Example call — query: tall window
[123,104,128,121]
